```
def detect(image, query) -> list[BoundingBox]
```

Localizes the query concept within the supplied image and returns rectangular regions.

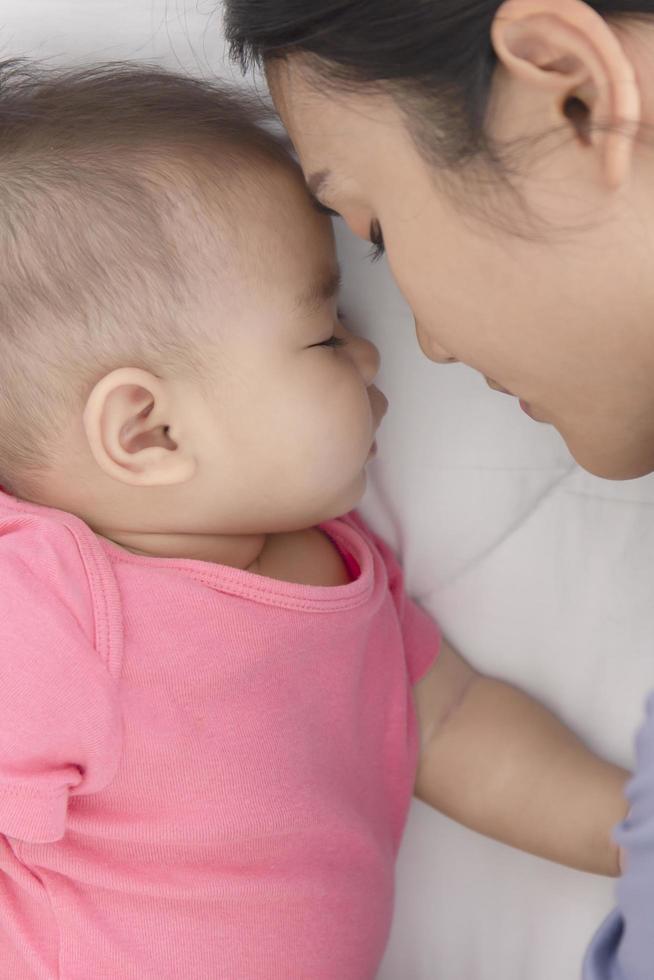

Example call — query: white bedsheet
[3,3,654,978]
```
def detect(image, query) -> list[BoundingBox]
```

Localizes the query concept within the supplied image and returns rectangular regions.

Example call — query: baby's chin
[302,469,370,528]
[221,464,372,536]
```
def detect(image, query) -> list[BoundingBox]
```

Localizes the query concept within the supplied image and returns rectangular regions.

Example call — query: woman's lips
[519,399,546,422]
[485,377,547,423]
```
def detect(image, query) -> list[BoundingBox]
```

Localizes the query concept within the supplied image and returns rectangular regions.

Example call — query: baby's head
[0,61,386,542]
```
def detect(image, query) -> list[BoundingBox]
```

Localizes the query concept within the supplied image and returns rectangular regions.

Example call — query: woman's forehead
[272,81,410,207]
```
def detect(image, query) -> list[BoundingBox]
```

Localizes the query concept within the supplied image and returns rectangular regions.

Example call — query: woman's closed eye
[311,198,340,218]
[369,219,385,262]
[312,197,385,262]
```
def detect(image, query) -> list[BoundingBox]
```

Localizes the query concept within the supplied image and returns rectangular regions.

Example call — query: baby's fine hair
[0,59,289,495]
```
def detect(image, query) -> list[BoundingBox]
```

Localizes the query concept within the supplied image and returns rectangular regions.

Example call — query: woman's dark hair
[225,1,654,165]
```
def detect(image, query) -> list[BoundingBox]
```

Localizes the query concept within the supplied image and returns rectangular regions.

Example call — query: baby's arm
[414,640,628,876]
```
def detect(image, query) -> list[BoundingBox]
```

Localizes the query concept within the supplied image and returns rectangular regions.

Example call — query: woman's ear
[83,367,197,487]
[491,0,640,187]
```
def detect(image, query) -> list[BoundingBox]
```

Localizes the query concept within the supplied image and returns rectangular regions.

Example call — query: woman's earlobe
[492,0,640,188]
[83,368,196,487]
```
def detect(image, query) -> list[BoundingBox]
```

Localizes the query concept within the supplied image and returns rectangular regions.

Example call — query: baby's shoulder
[0,497,83,570]
[254,526,351,587]
[0,494,104,640]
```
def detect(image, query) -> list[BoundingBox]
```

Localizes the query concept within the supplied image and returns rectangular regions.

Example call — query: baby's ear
[83,368,196,487]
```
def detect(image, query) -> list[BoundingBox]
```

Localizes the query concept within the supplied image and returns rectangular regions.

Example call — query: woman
[224,1,654,977]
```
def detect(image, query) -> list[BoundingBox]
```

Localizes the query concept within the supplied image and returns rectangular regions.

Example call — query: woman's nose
[415,321,458,364]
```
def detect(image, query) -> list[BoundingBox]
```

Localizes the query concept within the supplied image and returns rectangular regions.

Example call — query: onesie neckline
[0,490,376,614]
[98,518,375,612]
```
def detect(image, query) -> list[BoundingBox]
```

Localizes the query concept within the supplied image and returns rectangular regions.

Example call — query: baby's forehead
[185,150,333,259]
[176,167,339,329]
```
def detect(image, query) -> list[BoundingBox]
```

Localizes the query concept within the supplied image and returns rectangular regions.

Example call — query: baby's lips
[370,386,389,426]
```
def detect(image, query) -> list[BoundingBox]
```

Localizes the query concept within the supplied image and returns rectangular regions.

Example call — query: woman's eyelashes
[311,197,385,262]
[312,198,340,218]
[369,220,385,261]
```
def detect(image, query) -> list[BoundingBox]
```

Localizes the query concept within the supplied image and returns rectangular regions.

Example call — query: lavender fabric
[584,694,654,980]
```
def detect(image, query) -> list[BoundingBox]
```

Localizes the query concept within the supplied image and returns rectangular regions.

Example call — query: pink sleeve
[348,513,441,684]
[0,515,122,843]
[396,590,442,685]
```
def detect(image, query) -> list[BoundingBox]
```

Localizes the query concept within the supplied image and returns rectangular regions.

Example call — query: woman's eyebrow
[296,266,342,315]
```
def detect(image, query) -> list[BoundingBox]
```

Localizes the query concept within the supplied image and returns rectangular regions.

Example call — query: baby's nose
[352,335,381,386]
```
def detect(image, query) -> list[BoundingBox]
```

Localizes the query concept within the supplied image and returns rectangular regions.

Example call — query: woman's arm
[414,640,629,875]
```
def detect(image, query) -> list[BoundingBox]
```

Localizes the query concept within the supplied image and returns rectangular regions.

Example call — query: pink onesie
[0,490,440,979]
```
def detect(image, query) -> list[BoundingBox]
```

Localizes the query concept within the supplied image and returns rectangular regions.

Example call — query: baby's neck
[96,525,352,587]
[99,527,268,571]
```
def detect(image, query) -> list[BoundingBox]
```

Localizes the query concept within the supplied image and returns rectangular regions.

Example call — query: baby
[0,62,628,980]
